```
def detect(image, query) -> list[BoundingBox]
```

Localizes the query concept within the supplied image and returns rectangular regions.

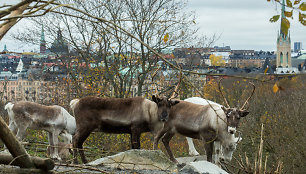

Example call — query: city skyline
[0,0,305,52]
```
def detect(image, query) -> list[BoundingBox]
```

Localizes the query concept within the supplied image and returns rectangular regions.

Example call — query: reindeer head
[151,69,181,122]
[218,78,255,134]
[152,95,179,122]
[219,135,243,163]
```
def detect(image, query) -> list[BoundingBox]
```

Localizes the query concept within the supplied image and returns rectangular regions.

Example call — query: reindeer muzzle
[228,126,236,134]
[160,112,169,122]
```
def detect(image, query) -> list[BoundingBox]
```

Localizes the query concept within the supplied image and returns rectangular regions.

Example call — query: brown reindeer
[70,95,179,164]
[153,80,255,164]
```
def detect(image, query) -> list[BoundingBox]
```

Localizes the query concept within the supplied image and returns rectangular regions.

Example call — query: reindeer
[70,95,179,164]
[153,79,255,164]
[4,101,76,160]
[184,97,242,164]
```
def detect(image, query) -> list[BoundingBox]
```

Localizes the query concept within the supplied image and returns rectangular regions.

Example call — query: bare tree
[11,0,201,98]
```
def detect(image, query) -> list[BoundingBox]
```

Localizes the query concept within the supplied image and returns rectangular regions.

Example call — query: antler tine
[170,63,182,99]
[152,67,161,97]
[218,78,230,108]
[240,82,256,110]
[237,131,242,143]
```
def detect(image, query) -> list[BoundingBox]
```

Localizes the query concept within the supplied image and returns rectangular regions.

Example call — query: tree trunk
[0,166,54,174]
[0,117,34,168]
[0,154,54,171]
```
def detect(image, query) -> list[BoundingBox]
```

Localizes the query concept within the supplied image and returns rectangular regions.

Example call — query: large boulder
[88,149,177,172]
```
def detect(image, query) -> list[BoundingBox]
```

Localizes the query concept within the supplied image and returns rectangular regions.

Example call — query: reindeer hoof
[51,156,61,161]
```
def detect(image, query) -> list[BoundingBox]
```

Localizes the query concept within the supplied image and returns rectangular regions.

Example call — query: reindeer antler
[170,71,182,99]
[170,63,182,99]
[218,78,231,108]
[151,67,161,97]
[240,82,255,110]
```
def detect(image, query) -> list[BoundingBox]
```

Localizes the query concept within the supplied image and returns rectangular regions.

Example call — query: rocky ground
[0,149,228,174]
[52,149,228,174]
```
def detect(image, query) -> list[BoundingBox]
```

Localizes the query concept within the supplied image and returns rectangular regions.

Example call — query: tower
[50,28,69,54]
[276,0,291,68]
[40,25,46,54]
[3,44,8,52]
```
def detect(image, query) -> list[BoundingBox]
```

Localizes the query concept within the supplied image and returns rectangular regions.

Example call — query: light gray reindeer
[184,97,242,165]
[5,101,76,160]
[153,79,255,164]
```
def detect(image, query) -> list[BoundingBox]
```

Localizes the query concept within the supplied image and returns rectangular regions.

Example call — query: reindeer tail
[4,102,14,111]
[70,99,79,113]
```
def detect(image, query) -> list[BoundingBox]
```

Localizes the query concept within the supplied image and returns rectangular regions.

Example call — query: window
[280,52,283,64]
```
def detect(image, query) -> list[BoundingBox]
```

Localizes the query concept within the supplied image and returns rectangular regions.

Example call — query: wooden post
[0,116,34,168]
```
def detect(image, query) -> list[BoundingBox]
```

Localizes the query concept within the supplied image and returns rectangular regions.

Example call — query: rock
[88,149,177,172]
[179,161,228,174]
[176,155,206,164]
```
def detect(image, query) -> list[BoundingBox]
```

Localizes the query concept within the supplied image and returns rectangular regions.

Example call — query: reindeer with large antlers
[153,78,255,164]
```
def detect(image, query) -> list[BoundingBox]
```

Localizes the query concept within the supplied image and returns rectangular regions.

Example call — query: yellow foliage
[209,54,225,66]
[163,33,169,43]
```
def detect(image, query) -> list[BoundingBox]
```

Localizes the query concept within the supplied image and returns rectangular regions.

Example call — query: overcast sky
[0,0,305,52]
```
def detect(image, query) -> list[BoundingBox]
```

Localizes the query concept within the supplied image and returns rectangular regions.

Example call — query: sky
[0,0,305,52]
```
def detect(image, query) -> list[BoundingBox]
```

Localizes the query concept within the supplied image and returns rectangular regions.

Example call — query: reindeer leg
[153,128,168,150]
[73,129,92,164]
[186,137,200,156]
[16,125,27,142]
[47,132,54,158]
[8,121,17,135]
[204,141,214,163]
[131,126,141,149]
[214,141,221,166]
[161,132,178,163]
[131,133,141,149]
[50,128,61,160]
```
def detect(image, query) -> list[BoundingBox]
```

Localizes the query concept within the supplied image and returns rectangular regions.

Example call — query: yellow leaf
[299,2,306,11]
[273,83,279,93]
[281,18,290,36]
[163,33,169,43]
[264,67,269,74]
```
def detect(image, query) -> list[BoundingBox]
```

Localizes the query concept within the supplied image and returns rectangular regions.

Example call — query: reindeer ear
[239,110,249,117]
[170,100,179,106]
[152,95,158,103]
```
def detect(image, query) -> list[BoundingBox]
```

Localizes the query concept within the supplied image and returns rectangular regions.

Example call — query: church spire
[3,44,8,52]
[41,24,45,42]
[40,24,46,54]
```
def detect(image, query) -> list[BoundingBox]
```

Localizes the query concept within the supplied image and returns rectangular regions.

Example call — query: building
[294,42,302,53]
[276,0,291,68]
[0,79,45,101]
